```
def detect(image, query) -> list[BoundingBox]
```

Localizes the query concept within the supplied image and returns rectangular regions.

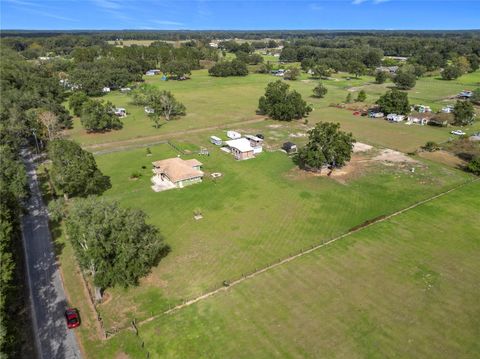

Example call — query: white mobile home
[227,131,241,140]
[210,136,223,146]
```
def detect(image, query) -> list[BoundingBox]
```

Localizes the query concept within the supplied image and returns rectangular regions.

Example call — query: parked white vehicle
[450,130,466,136]
[144,106,154,114]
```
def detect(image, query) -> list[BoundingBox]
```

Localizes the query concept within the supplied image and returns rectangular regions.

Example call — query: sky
[1,0,479,31]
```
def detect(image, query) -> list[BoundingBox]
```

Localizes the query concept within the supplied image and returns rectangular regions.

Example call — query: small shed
[102,87,111,93]
[210,136,222,146]
[386,114,405,122]
[146,69,161,76]
[282,142,297,154]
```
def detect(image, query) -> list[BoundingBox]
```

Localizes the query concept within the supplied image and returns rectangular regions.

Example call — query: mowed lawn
[96,180,480,359]
[93,140,473,330]
[67,69,480,153]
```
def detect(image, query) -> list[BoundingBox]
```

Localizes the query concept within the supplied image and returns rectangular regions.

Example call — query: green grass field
[86,179,480,359]
[67,70,480,153]
[55,67,480,358]
[88,137,473,331]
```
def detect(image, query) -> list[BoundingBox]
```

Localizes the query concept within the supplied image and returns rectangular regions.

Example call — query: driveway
[20,149,82,359]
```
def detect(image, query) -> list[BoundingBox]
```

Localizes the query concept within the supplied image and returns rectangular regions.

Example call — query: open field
[86,178,480,358]
[67,70,480,153]
[58,66,480,358]
[81,135,473,332]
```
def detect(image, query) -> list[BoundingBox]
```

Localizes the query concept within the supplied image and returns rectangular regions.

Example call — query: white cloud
[352,0,368,4]
[152,20,184,26]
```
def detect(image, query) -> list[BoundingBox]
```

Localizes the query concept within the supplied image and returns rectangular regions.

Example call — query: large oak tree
[295,122,355,172]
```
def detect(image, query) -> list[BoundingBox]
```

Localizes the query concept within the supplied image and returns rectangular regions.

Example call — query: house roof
[225,138,254,152]
[184,159,203,167]
[152,157,203,183]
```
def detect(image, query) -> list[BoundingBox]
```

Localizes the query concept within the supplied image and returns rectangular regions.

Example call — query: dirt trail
[82,117,266,154]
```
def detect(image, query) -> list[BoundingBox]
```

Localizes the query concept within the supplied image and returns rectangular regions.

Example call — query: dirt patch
[267,124,283,129]
[285,154,371,184]
[289,132,307,138]
[284,145,424,184]
[373,149,418,164]
[115,352,130,359]
[419,150,467,168]
[353,142,373,153]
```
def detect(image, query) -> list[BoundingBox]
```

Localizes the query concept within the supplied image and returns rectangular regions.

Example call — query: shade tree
[294,122,355,172]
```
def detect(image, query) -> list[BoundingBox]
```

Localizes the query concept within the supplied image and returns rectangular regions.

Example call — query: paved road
[20,149,82,359]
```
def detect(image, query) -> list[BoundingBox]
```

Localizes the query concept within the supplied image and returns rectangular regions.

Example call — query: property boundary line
[104,177,478,338]
[86,117,267,155]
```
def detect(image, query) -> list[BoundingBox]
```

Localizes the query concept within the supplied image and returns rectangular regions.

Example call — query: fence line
[101,178,478,338]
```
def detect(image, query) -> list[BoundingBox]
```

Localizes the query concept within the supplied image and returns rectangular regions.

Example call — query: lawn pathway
[83,116,267,154]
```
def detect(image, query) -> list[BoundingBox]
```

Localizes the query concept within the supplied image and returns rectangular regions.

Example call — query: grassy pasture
[90,179,480,359]
[67,69,480,153]
[90,137,472,330]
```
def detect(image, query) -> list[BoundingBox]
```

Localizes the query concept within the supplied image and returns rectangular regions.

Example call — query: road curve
[20,149,82,359]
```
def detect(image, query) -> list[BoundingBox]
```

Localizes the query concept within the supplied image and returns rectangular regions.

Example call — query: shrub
[467,157,480,175]
[356,90,367,102]
[312,83,328,98]
[423,141,440,152]
[375,71,387,84]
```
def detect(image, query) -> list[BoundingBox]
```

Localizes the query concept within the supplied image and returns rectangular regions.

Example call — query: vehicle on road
[65,308,80,329]
[451,130,466,136]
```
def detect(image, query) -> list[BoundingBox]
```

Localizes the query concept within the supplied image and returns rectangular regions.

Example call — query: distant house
[282,142,297,154]
[210,136,222,146]
[146,69,161,76]
[414,105,432,113]
[114,107,126,117]
[388,56,408,62]
[245,135,264,154]
[407,112,432,125]
[376,66,398,74]
[102,87,111,93]
[271,69,285,77]
[227,130,241,140]
[225,138,255,160]
[441,105,454,113]
[458,90,473,99]
[369,111,384,118]
[151,158,203,190]
[209,42,219,48]
[386,114,405,122]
